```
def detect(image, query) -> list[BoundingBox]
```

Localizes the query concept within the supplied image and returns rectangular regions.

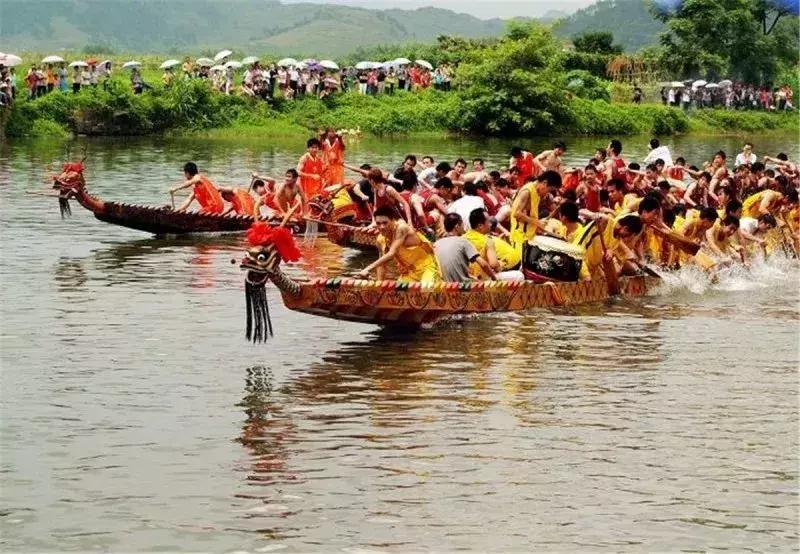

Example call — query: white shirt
[643,145,673,167]
[739,217,757,236]
[734,152,757,167]
[447,195,485,230]
[417,167,437,189]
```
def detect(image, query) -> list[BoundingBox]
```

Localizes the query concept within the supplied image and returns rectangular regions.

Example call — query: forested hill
[553,0,665,52]
[0,0,507,56]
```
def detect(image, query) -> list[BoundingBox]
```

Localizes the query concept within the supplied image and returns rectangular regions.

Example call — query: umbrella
[670,81,685,87]
[122,61,141,69]
[415,59,433,70]
[242,56,260,65]
[210,65,225,72]
[277,57,298,67]
[394,57,411,65]
[719,79,733,87]
[0,53,23,67]
[41,55,64,63]
[705,83,719,89]
[99,59,111,67]
[68,60,88,68]
[214,49,233,61]
[160,59,181,69]
[302,58,318,65]
[196,58,214,67]
[224,60,243,69]
[320,60,339,70]
[692,79,707,88]
[355,61,374,70]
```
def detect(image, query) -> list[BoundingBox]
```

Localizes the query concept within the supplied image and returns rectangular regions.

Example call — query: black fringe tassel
[245,280,273,343]
[59,197,72,218]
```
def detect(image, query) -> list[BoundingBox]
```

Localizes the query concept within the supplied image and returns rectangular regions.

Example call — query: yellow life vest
[376,225,441,283]
[573,213,638,280]
[464,229,521,277]
[509,183,540,249]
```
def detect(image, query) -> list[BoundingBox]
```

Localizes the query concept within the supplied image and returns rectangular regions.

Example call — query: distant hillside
[0,0,507,57]
[553,0,665,52]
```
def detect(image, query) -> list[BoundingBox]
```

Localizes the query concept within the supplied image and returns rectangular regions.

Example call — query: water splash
[654,253,799,296]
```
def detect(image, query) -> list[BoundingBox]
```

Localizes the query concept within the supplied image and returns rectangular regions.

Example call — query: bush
[30,118,71,138]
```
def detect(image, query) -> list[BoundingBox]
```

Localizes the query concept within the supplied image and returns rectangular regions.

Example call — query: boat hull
[93,202,257,236]
[278,275,658,326]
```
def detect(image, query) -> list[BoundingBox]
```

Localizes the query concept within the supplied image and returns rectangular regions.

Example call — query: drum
[522,235,584,282]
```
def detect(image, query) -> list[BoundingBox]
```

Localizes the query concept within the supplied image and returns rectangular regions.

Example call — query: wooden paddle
[649,226,701,256]
[279,200,302,228]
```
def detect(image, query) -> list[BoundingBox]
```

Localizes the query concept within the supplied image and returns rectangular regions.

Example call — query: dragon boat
[238,223,659,341]
[51,162,320,237]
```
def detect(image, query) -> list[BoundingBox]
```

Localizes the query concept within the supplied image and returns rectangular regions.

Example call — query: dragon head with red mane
[52,161,87,217]
[238,223,302,343]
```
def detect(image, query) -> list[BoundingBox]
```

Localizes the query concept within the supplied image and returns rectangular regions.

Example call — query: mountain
[553,0,665,52]
[0,0,507,57]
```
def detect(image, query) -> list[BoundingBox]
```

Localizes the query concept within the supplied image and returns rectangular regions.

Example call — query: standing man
[509,146,535,184]
[643,138,673,167]
[734,142,757,167]
[297,138,325,198]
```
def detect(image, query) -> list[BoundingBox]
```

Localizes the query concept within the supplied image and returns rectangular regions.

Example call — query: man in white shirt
[643,138,673,166]
[447,181,485,230]
[734,142,757,167]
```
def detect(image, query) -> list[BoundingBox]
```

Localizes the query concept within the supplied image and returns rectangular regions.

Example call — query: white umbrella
[0,53,23,67]
[122,61,141,69]
[210,65,225,72]
[670,81,685,87]
[719,79,733,87]
[355,61,373,70]
[394,57,411,65]
[224,60,243,69]
[415,59,433,70]
[41,55,64,63]
[277,57,298,67]
[705,83,719,89]
[302,58,318,64]
[214,49,233,61]
[196,57,214,67]
[242,56,260,65]
[159,59,180,69]
[68,60,88,68]
[320,59,339,70]
[692,79,707,88]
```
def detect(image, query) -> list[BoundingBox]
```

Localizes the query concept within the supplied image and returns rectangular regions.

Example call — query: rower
[534,141,566,174]
[255,169,305,222]
[739,213,777,252]
[572,212,644,281]
[676,207,718,265]
[356,206,441,283]
[434,212,497,282]
[465,208,521,279]
[509,147,535,183]
[297,138,325,199]
[219,186,256,217]
[695,215,742,267]
[367,168,412,225]
[741,188,786,219]
[509,170,562,250]
[170,162,225,213]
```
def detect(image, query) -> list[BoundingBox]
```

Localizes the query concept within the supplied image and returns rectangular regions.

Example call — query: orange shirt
[230,188,255,216]
[193,176,225,213]
[322,138,345,186]
[299,153,324,198]
[515,151,535,183]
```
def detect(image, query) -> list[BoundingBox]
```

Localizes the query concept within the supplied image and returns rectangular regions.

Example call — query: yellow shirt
[573,213,638,280]
[509,183,540,249]
[464,229,521,276]
[376,226,441,283]
[742,190,782,219]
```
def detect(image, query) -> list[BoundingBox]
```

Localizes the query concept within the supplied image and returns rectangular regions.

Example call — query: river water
[1,134,798,551]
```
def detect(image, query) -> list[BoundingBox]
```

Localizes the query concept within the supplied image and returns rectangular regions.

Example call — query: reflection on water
[1,135,798,551]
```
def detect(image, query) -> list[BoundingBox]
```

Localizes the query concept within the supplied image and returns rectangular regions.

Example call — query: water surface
[1,134,798,551]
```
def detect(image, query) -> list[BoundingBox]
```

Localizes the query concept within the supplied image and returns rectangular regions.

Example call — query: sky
[279,0,597,19]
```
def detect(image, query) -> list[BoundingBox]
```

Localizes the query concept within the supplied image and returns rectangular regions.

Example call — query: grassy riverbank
[5,82,797,141]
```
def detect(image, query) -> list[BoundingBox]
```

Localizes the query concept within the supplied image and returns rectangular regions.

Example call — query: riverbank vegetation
[5,15,798,140]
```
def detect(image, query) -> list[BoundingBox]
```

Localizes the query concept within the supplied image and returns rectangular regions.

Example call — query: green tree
[571,31,623,54]
[653,0,799,82]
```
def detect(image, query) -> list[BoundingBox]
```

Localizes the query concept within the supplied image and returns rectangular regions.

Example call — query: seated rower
[694,216,742,268]
[544,201,584,243]
[739,213,777,253]
[356,206,441,283]
[170,162,225,213]
[573,212,644,281]
[465,208,521,279]
[509,170,562,250]
[219,185,256,216]
[676,207,718,266]
[434,213,497,282]
[254,169,305,223]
